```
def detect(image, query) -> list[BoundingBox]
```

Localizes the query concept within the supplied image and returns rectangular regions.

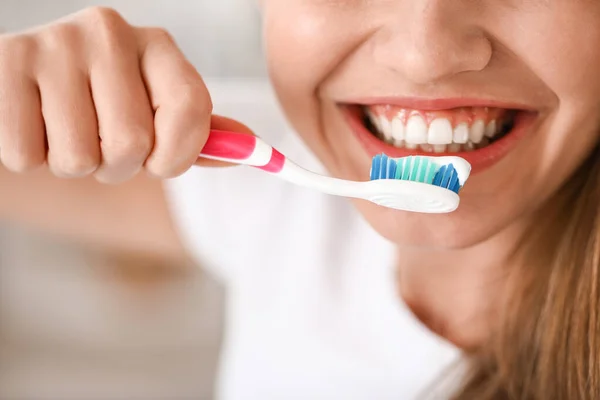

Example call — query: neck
[396,218,529,350]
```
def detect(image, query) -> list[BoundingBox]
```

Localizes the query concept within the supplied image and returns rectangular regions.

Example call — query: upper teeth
[367,110,504,150]
[406,115,428,144]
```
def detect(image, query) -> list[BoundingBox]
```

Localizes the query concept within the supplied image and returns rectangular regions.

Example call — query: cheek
[263,4,367,88]
[263,7,326,92]
[262,5,370,159]
[262,12,328,163]
[518,18,600,205]
[263,12,321,137]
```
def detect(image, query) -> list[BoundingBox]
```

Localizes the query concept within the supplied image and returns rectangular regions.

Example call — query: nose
[373,1,492,85]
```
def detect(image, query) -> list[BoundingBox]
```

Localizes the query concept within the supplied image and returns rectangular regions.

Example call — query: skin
[1,1,600,348]
[262,0,600,346]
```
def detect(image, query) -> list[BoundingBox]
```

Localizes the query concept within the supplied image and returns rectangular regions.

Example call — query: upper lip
[340,97,537,112]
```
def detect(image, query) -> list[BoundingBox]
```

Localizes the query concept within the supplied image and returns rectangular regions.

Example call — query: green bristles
[370,154,464,194]
[394,156,438,184]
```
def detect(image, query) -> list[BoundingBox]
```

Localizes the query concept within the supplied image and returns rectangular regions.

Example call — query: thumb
[195,115,256,167]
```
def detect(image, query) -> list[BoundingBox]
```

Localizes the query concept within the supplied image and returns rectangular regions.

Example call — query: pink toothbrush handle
[200,129,286,173]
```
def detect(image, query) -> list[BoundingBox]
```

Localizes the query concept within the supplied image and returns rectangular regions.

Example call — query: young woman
[1,1,599,398]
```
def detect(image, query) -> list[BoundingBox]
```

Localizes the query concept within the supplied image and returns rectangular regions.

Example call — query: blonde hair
[452,145,600,399]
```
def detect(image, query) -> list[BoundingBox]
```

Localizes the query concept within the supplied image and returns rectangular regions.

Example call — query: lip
[342,104,538,174]
[345,97,538,112]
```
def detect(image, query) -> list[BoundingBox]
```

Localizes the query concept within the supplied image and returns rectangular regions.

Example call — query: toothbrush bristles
[369,153,462,194]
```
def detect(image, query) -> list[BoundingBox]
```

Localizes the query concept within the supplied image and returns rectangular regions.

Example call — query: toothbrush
[199,129,471,213]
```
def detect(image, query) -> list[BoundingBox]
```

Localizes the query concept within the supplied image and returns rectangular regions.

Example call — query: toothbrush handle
[199,129,286,173]
[200,129,364,198]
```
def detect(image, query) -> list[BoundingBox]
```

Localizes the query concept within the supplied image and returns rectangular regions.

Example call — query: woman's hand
[0,6,215,183]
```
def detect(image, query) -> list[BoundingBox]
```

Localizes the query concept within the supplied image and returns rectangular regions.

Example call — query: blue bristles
[432,164,461,194]
[370,154,462,194]
[370,153,397,180]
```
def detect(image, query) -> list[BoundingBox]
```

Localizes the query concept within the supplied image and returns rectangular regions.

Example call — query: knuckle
[81,6,130,49]
[82,6,125,28]
[50,152,99,177]
[196,89,213,115]
[144,26,176,45]
[101,129,153,161]
[93,173,128,185]
[173,83,213,115]
[0,34,37,70]
[146,158,186,179]
[38,23,80,52]
[1,151,44,173]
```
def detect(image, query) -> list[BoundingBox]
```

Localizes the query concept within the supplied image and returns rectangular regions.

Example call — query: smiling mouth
[343,102,537,172]
[362,105,516,153]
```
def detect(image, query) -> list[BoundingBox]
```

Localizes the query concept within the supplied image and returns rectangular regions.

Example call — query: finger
[38,59,100,178]
[90,29,155,184]
[137,27,212,179]
[195,114,256,168]
[0,38,46,172]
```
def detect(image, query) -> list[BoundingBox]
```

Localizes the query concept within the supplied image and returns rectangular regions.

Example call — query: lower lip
[343,106,537,174]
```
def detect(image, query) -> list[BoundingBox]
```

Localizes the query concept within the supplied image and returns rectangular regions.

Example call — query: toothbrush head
[367,154,471,213]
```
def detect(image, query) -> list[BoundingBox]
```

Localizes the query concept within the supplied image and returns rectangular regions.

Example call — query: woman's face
[261,0,600,248]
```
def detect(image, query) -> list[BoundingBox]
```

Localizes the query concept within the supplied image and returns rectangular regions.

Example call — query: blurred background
[0,1,265,399]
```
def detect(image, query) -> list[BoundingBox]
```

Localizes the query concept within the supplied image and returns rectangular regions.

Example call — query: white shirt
[164,79,461,400]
